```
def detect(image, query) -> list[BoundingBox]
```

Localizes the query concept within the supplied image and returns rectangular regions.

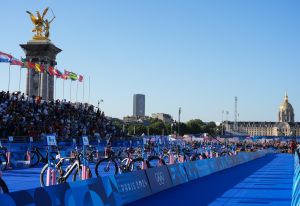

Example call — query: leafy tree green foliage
[112,117,220,136]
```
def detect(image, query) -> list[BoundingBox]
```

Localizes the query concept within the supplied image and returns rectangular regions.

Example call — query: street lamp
[97,99,104,109]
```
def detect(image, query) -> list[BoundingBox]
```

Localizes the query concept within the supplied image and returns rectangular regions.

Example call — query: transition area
[129,154,293,206]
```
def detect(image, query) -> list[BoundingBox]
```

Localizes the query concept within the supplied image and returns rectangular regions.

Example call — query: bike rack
[46,135,57,186]
[142,138,148,170]
[82,136,90,180]
[26,137,33,162]
[169,151,175,165]
[6,136,13,169]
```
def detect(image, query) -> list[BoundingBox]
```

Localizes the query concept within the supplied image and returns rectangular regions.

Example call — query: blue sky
[0,0,300,122]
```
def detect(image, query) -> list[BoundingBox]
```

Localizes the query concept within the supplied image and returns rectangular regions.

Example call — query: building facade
[133,94,145,117]
[151,113,173,124]
[225,93,300,136]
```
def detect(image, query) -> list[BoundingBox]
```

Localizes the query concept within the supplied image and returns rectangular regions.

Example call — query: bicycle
[0,146,8,171]
[28,146,58,167]
[95,146,139,176]
[76,145,99,163]
[40,151,92,187]
[0,177,8,194]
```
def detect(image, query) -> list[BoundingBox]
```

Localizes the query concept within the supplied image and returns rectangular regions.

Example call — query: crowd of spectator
[236,140,297,153]
[0,91,116,140]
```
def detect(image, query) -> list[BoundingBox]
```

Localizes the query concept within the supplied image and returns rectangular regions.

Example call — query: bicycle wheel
[40,163,60,187]
[95,158,118,176]
[29,151,40,167]
[0,153,8,171]
[147,156,165,168]
[162,154,170,164]
[0,177,8,194]
[72,166,92,181]
[86,151,99,163]
[91,151,99,163]
[128,157,145,171]
[220,151,229,156]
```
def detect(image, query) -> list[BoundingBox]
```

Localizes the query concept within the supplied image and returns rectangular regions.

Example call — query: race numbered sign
[29,137,33,142]
[8,136,14,142]
[46,135,57,146]
[82,136,89,146]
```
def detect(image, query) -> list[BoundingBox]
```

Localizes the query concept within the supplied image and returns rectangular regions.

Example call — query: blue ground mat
[129,154,293,206]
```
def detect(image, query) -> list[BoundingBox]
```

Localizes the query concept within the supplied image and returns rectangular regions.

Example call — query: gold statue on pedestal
[26,7,55,41]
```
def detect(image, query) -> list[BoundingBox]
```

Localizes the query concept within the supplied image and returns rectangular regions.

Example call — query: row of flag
[0,51,83,82]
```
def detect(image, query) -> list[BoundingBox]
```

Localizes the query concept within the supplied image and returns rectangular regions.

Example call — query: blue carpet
[129,154,293,206]
[2,164,98,192]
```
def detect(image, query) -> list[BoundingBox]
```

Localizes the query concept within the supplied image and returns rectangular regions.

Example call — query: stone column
[20,40,62,101]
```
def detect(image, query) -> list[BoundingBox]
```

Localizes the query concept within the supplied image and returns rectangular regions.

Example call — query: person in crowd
[0,91,116,140]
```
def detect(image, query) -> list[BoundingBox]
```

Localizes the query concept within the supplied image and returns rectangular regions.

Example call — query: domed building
[278,92,294,123]
[225,93,300,137]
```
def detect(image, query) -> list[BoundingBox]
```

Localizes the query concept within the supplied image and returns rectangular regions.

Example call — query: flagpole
[38,72,41,97]
[7,63,11,92]
[82,80,85,103]
[46,65,49,101]
[55,76,57,100]
[18,57,22,92]
[76,80,78,102]
[63,79,65,100]
[18,67,21,92]
[88,76,90,104]
[70,80,72,102]
[28,68,30,96]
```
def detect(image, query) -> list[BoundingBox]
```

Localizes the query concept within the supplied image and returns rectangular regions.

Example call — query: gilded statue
[26,8,55,41]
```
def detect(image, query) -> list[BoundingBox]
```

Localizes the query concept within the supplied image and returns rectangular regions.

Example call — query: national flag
[48,66,56,76]
[21,58,26,68]
[48,66,61,77]
[0,52,12,63]
[78,75,84,82]
[69,72,78,81]
[26,61,36,70]
[64,70,71,76]
[10,57,23,66]
[60,73,68,80]
[55,69,62,78]
[35,63,42,72]
[35,63,45,73]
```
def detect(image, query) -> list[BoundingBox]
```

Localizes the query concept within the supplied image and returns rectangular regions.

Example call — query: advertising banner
[146,165,173,194]
[193,159,211,177]
[183,161,200,181]
[115,170,151,204]
[167,163,189,186]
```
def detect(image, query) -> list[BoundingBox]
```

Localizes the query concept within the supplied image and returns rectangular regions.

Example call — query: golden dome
[279,92,294,112]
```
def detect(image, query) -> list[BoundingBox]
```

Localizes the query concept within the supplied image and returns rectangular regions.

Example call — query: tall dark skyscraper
[133,94,145,117]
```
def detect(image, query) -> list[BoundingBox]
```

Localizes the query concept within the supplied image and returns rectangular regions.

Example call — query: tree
[203,121,217,135]
[186,119,205,134]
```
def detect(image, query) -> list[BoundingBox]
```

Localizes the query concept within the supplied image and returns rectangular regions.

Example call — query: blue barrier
[0,150,268,206]
[0,176,122,206]
[183,160,200,181]
[115,170,151,204]
[146,165,173,194]
[167,163,189,186]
